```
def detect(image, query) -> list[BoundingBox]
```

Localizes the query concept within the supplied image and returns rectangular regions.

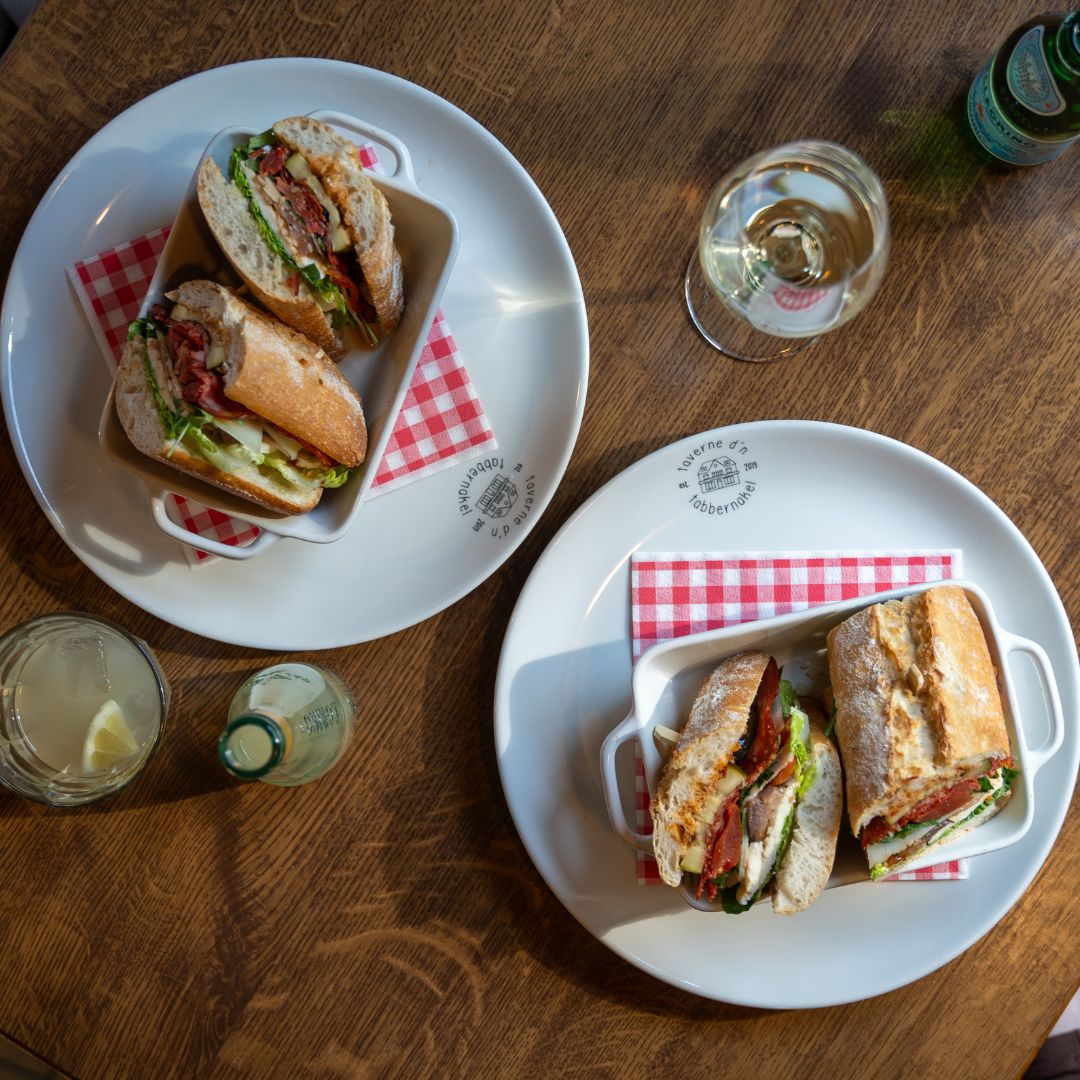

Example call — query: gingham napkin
[631,550,968,885]
[69,143,496,565]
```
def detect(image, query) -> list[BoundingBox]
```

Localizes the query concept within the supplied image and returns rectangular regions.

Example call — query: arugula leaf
[978,775,993,792]
[879,818,941,845]
[718,888,753,915]
[246,130,276,152]
[824,704,837,739]
[778,678,798,718]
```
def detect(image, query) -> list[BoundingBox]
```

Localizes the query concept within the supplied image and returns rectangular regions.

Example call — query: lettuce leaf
[318,464,352,489]
[789,706,816,799]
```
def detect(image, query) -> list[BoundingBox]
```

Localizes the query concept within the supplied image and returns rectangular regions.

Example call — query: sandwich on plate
[115,279,367,514]
[651,652,842,914]
[827,584,1018,880]
[197,115,403,358]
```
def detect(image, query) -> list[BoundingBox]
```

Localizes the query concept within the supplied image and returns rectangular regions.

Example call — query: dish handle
[599,712,654,854]
[305,109,415,185]
[1002,630,1065,777]
[150,495,279,561]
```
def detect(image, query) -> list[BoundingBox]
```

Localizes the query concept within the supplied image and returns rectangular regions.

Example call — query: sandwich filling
[129,310,351,495]
[229,133,379,345]
[679,662,820,911]
[863,761,1018,879]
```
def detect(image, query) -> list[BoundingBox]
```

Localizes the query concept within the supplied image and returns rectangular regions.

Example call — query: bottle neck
[219,711,287,779]
[1056,14,1080,79]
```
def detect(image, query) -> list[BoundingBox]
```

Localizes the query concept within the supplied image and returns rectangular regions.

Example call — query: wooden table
[0,1,1077,1076]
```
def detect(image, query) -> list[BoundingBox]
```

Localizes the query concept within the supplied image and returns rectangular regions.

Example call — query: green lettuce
[778,677,798,717]
[789,706,816,799]
[318,464,352,489]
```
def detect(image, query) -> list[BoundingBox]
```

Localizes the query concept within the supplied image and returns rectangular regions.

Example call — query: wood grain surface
[0,1,1077,1077]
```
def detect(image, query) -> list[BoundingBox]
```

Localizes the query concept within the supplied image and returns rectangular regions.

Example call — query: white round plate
[1,60,587,649]
[495,421,1079,1007]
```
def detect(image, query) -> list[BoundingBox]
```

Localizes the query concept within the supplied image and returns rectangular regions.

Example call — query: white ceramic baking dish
[98,109,458,559]
[600,580,1064,911]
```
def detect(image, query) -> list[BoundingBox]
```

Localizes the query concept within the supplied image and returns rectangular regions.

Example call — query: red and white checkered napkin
[68,142,496,565]
[630,550,968,885]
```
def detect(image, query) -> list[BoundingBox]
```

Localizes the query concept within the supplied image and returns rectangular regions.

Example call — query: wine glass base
[684,253,818,363]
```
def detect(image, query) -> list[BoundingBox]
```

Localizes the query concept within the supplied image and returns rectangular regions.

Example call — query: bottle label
[1006,27,1065,116]
[967,58,1076,165]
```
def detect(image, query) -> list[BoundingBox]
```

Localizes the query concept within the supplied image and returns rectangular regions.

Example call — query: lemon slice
[82,699,139,772]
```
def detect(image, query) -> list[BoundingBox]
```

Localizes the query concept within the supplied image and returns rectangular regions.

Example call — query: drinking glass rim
[699,138,891,282]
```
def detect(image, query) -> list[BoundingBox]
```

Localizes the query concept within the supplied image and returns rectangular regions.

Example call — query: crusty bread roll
[115,280,366,515]
[772,720,842,914]
[273,116,403,335]
[827,585,1010,839]
[650,652,769,887]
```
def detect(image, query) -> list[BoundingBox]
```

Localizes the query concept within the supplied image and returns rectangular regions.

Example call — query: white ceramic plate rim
[0,59,589,648]
[494,419,1079,1007]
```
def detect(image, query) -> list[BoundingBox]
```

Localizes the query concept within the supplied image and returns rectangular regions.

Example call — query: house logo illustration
[457,456,537,539]
[697,457,740,493]
[675,437,759,517]
[476,474,518,519]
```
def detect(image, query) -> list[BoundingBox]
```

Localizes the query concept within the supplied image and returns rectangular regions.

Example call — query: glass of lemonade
[0,613,169,807]
[685,140,890,362]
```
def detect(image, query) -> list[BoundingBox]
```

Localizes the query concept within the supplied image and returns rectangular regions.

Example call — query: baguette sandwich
[826,585,1018,880]
[197,115,403,358]
[115,279,367,514]
[651,653,842,914]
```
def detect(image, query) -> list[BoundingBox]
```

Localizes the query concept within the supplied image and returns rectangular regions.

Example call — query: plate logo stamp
[676,437,758,515]
[458,456,536,538]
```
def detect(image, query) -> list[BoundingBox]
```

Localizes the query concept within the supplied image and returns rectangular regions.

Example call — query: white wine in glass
[685,141,889,362]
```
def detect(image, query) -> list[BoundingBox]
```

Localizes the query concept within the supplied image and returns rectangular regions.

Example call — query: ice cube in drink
[14,628,159,774]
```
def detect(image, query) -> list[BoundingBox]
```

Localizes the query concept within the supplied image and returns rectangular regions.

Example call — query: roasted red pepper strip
[696,792,742,901]
[741,658,781,783]
[860,777,982,849]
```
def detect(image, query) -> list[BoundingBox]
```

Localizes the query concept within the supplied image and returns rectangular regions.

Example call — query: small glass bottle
[966,12,1080,166]
[219,663,356,786]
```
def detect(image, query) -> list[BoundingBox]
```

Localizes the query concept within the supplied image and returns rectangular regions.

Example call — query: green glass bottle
[967,12,1080,165]
[219,663,356,786]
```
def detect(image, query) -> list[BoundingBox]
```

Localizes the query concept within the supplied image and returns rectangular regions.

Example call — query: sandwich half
[197,116,403,358]
[651,652,842,914]
[827,584,1018,880]
[115,279,367,514]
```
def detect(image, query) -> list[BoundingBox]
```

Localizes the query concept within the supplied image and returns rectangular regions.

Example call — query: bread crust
[167,280,367,466]
[650,652,769,887]
[196,157,345,359]
[772,721,842,914]
[114,336,320,514]
[273,116,404,333]
[827,585,1010,837]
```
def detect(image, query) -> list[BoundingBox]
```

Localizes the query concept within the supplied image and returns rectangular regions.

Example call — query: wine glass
[685,140,890,362]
